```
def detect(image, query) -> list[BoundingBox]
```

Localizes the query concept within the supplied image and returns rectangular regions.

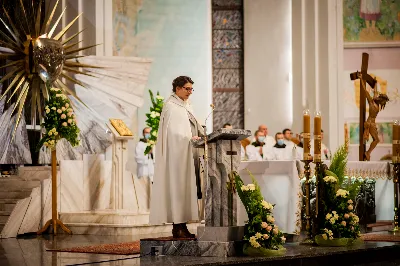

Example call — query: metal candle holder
[390,161,400,234]
[301,158,313,243]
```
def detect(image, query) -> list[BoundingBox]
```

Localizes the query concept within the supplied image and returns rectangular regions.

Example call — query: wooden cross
[349,53,376,161]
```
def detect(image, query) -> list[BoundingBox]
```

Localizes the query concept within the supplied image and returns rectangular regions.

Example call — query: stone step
[0,199,19,212]
[61,222,201,236]
[0,211,12,223]
[0,180,40,191]
[0,222,5,232]
[0,191,32,199]
[17,166,52,181]
[367,221,393,232]
[59,211,150,225]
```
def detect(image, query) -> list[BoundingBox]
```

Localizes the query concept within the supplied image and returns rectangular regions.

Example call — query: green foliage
[36,87,80,151]
[144,90,164,155]
[329,144,348,186]
[234,171,285,250]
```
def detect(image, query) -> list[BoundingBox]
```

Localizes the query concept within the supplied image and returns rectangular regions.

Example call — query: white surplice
[264,145,294,160]
[149,94,202,225]
[135,141,155,182]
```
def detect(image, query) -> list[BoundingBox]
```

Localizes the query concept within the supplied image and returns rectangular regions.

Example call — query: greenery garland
[144,90,164,155]
[37,87,80,151]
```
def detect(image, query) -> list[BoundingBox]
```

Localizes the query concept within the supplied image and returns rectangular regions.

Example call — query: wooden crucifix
[350,53,376,161]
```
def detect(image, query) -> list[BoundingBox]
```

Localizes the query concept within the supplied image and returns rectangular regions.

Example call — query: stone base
[197,226,244,241]
[59,210,149,225]
[140,237,242,257]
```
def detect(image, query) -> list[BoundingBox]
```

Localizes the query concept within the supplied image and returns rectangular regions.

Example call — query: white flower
[48,131,52,136]
[250,241,260,248]
[57,109,62,114]
[51,107,56,110]
[150,111,157,118]
[152,131,157,136]
[61,107,66,111]
[68,112,73,117]
[148,140,155,145]
[54,132,58,136]
[330,218,335,224]
[61,114,66,119]
[155,112,160,117]
[156,95,164,101]
[323,176,337,183]
[44,142,48,146]
[261,200,273,210]
[273,228,279,235]
[68,108,73,112]
[281,236,286,243]
[329,236,334,240]
[241,185,249,191]
[247,184,255,191]
[56,94,62,97]
[65,103,69,108]
[67,119,72,124]
[255,232,262,239]
[62,122,67,126]
[46,109,50,114]
[326,213,332,220]
[336,189,349,198]
[267,215,275,223]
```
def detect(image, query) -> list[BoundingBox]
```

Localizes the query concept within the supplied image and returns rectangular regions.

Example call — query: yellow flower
[322,234,328,240]
[261,200,273,210]
[255,232,262,239]
[247,184,255,191]
[241,185,249,191]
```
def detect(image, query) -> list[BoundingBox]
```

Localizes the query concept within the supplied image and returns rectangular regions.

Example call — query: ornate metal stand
[301,159,313,244]
[389,162,400,234]
[314,161,323,236]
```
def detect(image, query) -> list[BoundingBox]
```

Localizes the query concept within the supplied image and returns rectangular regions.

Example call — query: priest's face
[176,82,193,101]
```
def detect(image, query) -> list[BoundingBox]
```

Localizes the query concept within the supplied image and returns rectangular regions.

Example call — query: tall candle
[303,110,311,160]
[394,120,400,163]
[314,111,322,162]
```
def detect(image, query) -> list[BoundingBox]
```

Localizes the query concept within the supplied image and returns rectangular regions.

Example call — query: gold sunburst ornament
[0,0,100,138]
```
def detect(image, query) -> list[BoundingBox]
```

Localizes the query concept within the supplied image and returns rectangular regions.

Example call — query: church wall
[244,0,293,135]
[111,0,213,135]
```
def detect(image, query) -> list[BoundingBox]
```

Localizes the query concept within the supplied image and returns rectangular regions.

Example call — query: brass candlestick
[301,158,313,244]
[390,162,400,234]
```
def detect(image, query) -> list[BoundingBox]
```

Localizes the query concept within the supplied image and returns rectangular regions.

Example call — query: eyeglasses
[182,87,194,92]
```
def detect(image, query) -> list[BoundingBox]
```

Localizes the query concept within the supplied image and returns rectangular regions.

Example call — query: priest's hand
[192,136,201,141]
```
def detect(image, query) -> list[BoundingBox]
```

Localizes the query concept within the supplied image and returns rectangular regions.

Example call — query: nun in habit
[149,76,204,238]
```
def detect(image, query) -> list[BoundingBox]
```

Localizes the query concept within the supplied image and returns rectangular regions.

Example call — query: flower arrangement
[37,87,80,151]
[234,171,286,256]
[316,144,362,246]
[144,90,164,155]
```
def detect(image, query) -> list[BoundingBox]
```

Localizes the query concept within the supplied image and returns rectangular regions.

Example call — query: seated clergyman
[264,132,294,160]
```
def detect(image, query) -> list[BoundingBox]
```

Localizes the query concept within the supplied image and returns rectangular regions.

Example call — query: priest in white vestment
[246,130,269,161]
[250,124,275,148]
[264,132,294,160]
[283,128,295,149]
[135,127,155,183]
[149,76,204,239]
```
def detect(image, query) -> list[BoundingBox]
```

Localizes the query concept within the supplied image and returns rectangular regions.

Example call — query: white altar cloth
[298,160,394,221]
[237,160,301,234]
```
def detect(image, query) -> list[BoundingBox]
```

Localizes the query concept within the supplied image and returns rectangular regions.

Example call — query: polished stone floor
[1,234,400,266]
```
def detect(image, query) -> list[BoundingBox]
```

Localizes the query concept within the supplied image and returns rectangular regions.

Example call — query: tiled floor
[0,234,151,266]
[1,233,400,266]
